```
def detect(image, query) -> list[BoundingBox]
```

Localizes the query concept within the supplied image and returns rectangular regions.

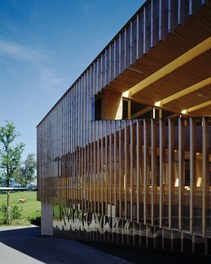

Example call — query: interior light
[175,178,179,187]
[123,174,126,191]
[196,177,202,187]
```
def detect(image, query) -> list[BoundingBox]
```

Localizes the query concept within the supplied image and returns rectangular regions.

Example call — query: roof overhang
[105,3,211,116]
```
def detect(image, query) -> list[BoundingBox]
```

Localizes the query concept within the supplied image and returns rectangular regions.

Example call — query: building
[37,0,211,255]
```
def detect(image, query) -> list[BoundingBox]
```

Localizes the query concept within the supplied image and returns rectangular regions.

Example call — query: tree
[16,153,36,187]
[0,121,25,187]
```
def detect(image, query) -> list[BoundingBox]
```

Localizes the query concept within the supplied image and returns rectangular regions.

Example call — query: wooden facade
[37,0,211,255]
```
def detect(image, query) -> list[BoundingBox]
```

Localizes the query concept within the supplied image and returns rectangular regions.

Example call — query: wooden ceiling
[106,3,211,116]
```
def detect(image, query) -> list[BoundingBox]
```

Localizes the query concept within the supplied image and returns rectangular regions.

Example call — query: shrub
[30,216,41,226]
[0,204,22,224]
[0,204,7,224]
[11,205,22,220]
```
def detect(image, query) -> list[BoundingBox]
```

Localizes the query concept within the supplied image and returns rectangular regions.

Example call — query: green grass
[0,191,41,226]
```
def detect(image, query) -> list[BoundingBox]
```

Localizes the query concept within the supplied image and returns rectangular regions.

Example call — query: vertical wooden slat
[100,121,104,215]
[97,121,100,213]
[124,28,127,70]
[190,118,196,234]
[178,0,181,24]
[114,121,117,217]
[178,118,184,231]
[108,45,111,83]
[130,21,133,65]
[168,0,171,32]
[168,119,174,230]
[159,118,165,228]
[118,120,122,219]
[136,120,140,223]
[105,121,108,214]
[85,144,88,212]
[136,13,139,59]
[143,119,149,225]
[88,143,91,213]
[124,120,128,220]
[113,40,116,78]
[93,121,96,212]
[202,117,209,239]
[151,119,156,226]
[118,34,121,75]
[109,120,112,217]
[159,0,162,41]
[143,7,146,54]
[189,0,193,15]
[150,0,154,47]
[130,120,133,222]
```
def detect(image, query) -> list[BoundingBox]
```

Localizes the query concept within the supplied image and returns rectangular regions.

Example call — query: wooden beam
[155,77,211,107]
[128,37,211,96]
[183,99,211,114]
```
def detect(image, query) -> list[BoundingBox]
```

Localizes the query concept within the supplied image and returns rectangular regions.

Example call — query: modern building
[37,0,211,255]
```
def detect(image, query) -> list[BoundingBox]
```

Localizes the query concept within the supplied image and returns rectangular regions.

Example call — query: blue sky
[0,0,145,160]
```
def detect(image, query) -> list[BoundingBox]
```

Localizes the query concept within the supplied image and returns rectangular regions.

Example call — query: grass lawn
[0,191,41,226]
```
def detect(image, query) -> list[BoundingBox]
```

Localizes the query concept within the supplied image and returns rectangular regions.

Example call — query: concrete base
[41,202,53,236]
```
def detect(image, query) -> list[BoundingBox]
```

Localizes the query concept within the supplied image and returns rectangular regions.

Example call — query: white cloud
[0,38,66,89]
[0,39,44,62]
[38,64,65,87]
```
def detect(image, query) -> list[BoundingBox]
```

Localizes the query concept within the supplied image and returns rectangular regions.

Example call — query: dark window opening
[162,109,176,118]
[95,97,102,120]
[123,100,129,119]
[131,101,145,116]
[185,160,190,186]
